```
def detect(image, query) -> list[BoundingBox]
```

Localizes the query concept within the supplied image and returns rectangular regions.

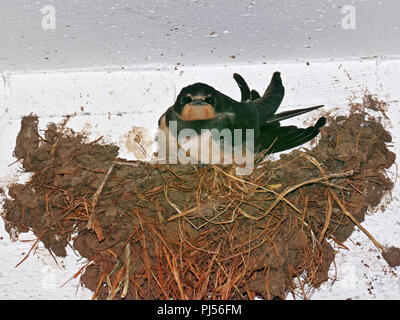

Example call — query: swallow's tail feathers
[265,105,325,124]
[258,117,326,154]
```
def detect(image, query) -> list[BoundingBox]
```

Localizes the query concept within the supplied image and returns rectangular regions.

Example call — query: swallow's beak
[180,100,216,121]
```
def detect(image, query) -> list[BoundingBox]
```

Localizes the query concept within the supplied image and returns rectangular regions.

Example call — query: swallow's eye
[205,96,216,106]
[181,95,192,105]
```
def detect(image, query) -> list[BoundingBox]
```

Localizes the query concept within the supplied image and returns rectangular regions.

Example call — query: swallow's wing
[256,117,326,154]
[233,72,322,126]
[253,72,285,118]
[264,105,325,124]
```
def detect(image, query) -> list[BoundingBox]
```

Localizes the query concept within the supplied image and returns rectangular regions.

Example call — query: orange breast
[181,104,216,121]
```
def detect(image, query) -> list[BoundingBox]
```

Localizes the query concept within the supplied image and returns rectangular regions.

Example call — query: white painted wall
[1,0,400,72]
[0,0,400,300]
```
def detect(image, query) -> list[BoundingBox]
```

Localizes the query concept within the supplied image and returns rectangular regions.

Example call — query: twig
[92,272,107,300]
[15,229,48,268]
[239,171,354,221]
[318,193,333,243]
[86,161,115,241]
[212,165,302,214]
[91,161,115,209]
[121,242,131,299]
[304,155,385,252]
[330,190,385,252]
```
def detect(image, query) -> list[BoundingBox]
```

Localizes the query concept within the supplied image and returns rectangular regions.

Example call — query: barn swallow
[157,72,326,165]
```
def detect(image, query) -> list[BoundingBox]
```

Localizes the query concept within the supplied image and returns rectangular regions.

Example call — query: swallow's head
[173,83,222,121]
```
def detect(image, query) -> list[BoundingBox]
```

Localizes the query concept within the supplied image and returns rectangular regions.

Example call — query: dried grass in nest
[1,95,398,300]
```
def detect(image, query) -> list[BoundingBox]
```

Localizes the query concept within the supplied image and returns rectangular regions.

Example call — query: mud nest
[1,94,399,300]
